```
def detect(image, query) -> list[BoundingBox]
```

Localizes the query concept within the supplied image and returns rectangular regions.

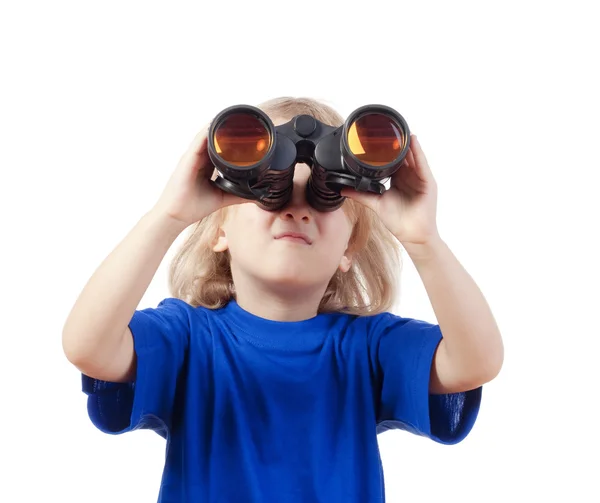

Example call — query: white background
[1,1,599,502]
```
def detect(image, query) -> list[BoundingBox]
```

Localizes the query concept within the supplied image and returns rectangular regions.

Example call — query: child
[62,97,503,502]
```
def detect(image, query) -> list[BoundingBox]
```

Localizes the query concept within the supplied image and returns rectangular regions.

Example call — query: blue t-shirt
[82,298,481,502]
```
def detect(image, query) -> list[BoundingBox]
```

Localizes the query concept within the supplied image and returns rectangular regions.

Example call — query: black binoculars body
[207,104,411,212]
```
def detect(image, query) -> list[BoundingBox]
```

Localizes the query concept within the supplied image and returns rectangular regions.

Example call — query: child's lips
[273,232,313,245]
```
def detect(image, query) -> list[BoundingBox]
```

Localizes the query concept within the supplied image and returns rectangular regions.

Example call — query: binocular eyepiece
[207,103,411,212]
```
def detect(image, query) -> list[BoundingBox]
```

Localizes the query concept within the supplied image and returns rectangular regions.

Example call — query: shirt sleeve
[369,313,482,445]
[81,298,191,438]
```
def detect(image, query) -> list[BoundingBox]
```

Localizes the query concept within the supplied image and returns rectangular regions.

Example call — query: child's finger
[411,136,433,178]
[186,125,210,154]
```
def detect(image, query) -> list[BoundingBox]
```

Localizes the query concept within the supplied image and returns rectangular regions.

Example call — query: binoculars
[207,103,411,212]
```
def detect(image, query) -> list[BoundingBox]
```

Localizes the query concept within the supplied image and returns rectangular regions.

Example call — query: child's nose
[280,191,312,223]
[280,188,312,223]
[279,164,313,222]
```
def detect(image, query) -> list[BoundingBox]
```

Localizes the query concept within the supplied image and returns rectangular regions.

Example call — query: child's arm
[62,210,188,383]
[404,237,504,394]
[343,135,503,394]
[62,128,245,383]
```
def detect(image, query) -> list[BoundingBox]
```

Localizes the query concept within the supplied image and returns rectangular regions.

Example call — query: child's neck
[233,283,325,322]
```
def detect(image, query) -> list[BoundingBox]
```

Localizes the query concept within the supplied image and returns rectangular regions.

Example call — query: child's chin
[263,269,320,288]
[268,273,313,286]
[257,260,330,288]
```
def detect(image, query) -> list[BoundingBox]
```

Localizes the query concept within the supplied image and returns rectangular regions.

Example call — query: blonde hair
[169,97,402,316]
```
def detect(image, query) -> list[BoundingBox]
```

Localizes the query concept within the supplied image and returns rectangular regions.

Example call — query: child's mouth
[274,232,312,245]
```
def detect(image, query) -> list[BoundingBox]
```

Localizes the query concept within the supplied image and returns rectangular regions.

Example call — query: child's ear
[338,245,354,273]
[338,228,358,273]
[338,254,352,273]
[212,227,229,252]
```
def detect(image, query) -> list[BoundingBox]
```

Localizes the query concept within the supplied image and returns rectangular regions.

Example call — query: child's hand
[341,135,439,246]
[153,127,246,226]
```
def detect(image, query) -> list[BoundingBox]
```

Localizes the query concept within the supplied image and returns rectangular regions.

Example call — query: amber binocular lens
[341,106,409,179]
[347,114,405,165]
[212,113,272,168]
